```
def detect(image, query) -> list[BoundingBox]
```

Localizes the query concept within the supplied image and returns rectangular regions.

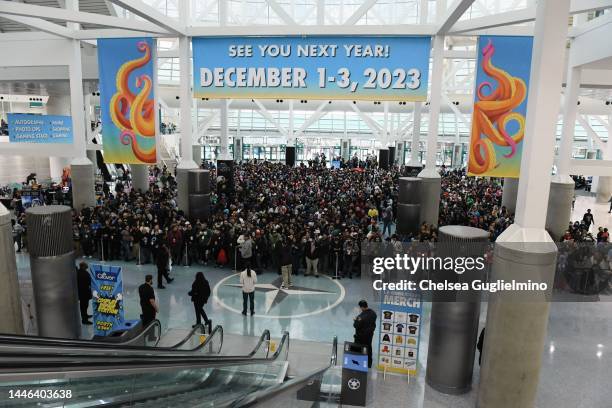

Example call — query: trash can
[341,341,368,406]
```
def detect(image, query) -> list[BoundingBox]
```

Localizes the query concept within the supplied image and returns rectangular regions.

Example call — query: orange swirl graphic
[468,40,527,175]
[109,41,156,163]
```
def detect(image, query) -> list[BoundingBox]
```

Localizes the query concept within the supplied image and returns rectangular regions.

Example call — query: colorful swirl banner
[468,36,533,178]
[98,38,157,164]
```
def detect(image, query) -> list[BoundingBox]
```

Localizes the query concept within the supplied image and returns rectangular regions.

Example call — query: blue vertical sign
[89,264,125,336]
[377,290,422,376]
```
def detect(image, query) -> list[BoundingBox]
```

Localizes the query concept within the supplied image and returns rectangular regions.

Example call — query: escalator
[0,333,340,407]
[0,322,275,363]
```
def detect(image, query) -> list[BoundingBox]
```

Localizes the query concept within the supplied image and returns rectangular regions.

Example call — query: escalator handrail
[228,336,336,408]
[121,319,161,347]
[168,323,205,349]
[0,332,290,378]
[0,326,262,363]
[330,336,338,366]
[0,319,163,349]
[248,329,271,358]
[0,321,221,355]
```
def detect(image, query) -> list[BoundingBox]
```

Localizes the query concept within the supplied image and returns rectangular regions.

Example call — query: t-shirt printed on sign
[408,325,418,335]
[395,323,405,333]
[382,322,392,332]
[383,311,393,320]
[409,314,419,324]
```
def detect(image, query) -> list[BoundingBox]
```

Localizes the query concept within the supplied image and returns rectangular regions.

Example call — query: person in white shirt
[240,268,257,316]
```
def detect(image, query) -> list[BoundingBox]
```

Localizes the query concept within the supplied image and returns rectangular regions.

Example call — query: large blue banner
[90,264,125,336]
[7,113,72,143]
[192,36,431,101]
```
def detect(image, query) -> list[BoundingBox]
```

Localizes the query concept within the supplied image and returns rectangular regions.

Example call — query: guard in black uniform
[353,299,377,368]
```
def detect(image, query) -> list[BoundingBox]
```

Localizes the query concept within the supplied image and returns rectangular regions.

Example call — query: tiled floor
[12,196,612,407]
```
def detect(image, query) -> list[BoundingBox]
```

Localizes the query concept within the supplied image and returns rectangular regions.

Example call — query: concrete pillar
[233,137,243,162]
[26,205,80,339]
[67,2,95,209]
[417,36,443,226]
[555,64,581,183]
[596,176,612,203]
[478,0,570,407]
[71,159,96,211]
[378,149,390,170]
[408,102,422,167]
[501,178,519,215]
[176,31,199,214]
[546,180,574,241]
[452,143,462,168]
[0,203,24,334]
[427,226,489,394]
[219,99,231,160]
[395,141,405,165]
[419,176,441,227]
[131,164,149,192]
[396,177,421,236]
[341,139,350,161]
[478,241,557,408]
[86,149,97,166]
[193,145,203,165]
[422,35,444,172]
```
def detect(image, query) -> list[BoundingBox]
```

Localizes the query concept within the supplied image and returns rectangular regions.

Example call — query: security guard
[353,299,377,368]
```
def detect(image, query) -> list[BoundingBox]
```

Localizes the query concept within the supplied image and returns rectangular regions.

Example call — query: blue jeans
[242,292,254,314]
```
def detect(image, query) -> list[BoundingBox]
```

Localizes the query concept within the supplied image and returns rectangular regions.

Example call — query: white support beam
[344,0,378,25]
[0,14,75,39]
[73,29,166,39]
[350,103,382,138]
[436,0,475,35]
[106,0,186,35]
[569,159,612,176]
[450,0,612,34]
[0,0,170,34]
[185,24,437,36]
[441,93,471,128]
[317,0,325,25]
[295,101,329,137]
[578,115,608,155]
[450,7,535,34]
[266,0,298,26]
[253,99,290,137]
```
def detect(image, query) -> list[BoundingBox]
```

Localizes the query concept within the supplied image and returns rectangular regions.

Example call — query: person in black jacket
[156,244,174,289]
[76,262,92,325]
[189,272,211,329]
[353,299,377,368]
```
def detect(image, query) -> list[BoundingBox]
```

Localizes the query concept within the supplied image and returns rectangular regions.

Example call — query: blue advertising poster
[90,264,125,336]
[192,36,431,101]
[377,290,422,376]
[7,113,72,143]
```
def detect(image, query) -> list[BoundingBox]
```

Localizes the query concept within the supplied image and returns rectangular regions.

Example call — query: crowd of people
[8,159,609,283]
